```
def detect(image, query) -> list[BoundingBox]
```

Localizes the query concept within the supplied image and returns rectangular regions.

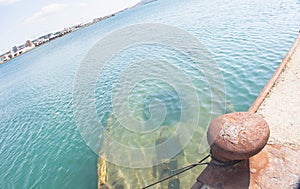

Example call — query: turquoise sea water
[0,0,300,188]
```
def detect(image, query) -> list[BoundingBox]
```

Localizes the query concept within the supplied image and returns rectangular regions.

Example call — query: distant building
[12,46,18,53]
[7,50,13,59]
[54,31,62,37]
[25,40,35,48]
[0,55,5,64]
[49,34,56,40]
[0,52,10,63]
[93,18,101,23]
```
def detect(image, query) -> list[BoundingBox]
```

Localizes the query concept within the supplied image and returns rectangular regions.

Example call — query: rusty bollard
[192,112,270,189]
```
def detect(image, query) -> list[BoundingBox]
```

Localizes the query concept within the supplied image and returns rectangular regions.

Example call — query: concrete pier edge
[249,32,300,114]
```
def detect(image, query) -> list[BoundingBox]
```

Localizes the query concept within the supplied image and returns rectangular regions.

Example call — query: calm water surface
[0,0,299,188]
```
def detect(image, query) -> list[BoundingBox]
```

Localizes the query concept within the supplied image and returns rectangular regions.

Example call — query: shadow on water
[196,160,250,188]
[151,137,183,189]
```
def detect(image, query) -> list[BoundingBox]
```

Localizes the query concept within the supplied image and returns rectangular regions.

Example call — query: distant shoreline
[0,0,161,65]
[0,4,140,65]
[0,14,117,65]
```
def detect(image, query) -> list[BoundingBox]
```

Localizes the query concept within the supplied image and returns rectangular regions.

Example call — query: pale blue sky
[0,0,140,54]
